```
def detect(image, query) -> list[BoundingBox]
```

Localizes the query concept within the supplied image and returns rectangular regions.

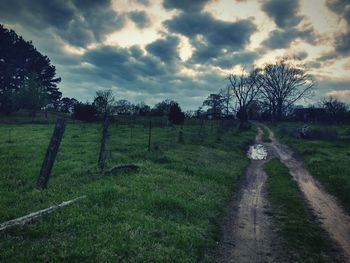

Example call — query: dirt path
[216,128,283,263]
[263,124,350,262]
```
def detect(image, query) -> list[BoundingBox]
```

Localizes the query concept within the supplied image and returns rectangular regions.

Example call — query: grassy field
[269,122,350,213]
[265,159,338,262]
[0,118,255,262]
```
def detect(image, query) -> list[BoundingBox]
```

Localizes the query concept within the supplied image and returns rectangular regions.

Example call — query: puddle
[247,144,268,160]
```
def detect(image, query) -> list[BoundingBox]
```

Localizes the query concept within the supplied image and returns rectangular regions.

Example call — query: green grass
[265,159,338,263]
[269,122,350,212]
[0,119,254,262]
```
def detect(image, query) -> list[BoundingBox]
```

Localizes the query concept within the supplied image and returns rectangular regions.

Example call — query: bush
[168,103,185,125]
[287,126,338,140]
[307,128,338,140]
[73,103,97,121]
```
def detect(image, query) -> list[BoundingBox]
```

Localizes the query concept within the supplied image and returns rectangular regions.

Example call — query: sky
[1,0,350,109]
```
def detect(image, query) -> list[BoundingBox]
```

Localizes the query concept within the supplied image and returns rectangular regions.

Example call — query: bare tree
[228,69,261,128]
[114,99,133,115]
[93,89,115,118]
[258,59,315,121]
[319,96,348,123]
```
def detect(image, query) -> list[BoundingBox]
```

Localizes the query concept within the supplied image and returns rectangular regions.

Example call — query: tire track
[263,125,350,262]
[216,128,282,263]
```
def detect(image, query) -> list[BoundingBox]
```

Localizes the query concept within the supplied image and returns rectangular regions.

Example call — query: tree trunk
[238,107,250,130]
[276,100,283,121]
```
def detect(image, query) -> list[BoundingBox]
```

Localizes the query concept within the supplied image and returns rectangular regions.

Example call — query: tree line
[72,91,185,125]
[198,59,350,127]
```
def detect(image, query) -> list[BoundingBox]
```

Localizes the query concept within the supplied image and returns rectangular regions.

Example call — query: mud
[263,124,350,262]
[216,128,283,263]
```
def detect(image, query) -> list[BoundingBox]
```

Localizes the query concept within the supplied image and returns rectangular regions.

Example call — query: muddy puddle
[247,144,268,160]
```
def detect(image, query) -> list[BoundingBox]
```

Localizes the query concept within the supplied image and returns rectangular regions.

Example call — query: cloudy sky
[1,0,350,109]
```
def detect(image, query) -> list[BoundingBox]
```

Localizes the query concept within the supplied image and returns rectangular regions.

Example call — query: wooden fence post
[98,116,109,170]
[37,118,67,189]
[148,120,152,151]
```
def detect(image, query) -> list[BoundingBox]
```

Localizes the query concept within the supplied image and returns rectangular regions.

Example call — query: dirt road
[216,128,282,263]
[263,125,350,262]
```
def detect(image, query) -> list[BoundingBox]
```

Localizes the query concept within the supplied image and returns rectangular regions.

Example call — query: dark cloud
[325,0,350,55]
[306,61,322,68]
[314,77,350,102]
[213,51,259,69]
[146,36,180,63]
[334,31,350,54]
[0,0,124,47]
[190,42,223,63]
[262,25,315,49]
[165,12,257,63]
[292,50,308,60]
[260,0,318,52]
[165,12,256,48]
[61,50,225,108]
[128,10,151,29]
[163,0,210,12]
[82,44,168,82]
[262,0,302,28]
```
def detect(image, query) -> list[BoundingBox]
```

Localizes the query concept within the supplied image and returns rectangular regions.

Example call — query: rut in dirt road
[216,128,282,263]
[263,125,350,262]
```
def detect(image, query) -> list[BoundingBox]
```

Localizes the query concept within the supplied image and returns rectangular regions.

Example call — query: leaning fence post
[148,120,152,151]
[98,116,109,170]
[37,118,67,189]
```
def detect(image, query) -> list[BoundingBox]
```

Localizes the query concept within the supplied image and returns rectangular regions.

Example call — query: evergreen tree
[0,24,61,113]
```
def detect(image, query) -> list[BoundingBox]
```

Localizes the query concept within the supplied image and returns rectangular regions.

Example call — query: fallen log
[0,196,86,232]
[104,164,139,175]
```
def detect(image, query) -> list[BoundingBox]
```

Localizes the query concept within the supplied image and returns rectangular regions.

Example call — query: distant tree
[73,103,97,122]
[168,103,185,125]
[194,106,205,118]
[0,24,61,114]
[258,59,315,121]
[59,97,79,113]
[114,99,132,115]
[93,89,115,118]
[202,93,225,119]
[134,102,151,116]
[16,73,48,117]
[228,69,261,128]
[320,97,348,123]
[151,99,176,116]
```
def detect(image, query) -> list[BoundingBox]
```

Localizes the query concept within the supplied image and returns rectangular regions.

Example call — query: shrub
[287,126,338,140]
[73,103,97,121]
[168,103,185,125]
[307,128,338,140]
